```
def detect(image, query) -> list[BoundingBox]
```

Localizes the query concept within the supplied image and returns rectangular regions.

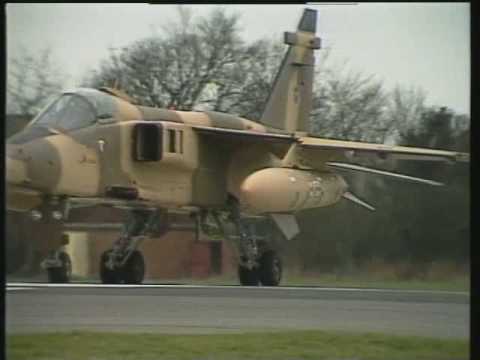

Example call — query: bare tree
[310,64,388,142]
[83,7,283,119]
[383,85,427,144]
[7,47,66,116]
[201,39,285,119]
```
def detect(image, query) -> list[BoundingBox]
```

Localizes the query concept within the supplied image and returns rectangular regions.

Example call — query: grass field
[7,330,469,360]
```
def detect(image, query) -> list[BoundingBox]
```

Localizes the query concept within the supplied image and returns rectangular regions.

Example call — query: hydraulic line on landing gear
[227,201,259,270]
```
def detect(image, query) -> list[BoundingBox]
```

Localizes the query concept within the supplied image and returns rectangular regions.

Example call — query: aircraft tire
[238,265,259,286]
[47,252,72,283]
[122,250,145,284]
[259,251,282,286]
[100,250,120,284]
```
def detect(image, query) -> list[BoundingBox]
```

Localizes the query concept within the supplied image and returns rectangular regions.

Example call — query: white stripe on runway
[6,282,468,296]
[6,287,37,291]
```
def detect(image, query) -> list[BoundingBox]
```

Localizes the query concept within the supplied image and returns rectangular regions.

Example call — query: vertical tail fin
[260,8,321,133]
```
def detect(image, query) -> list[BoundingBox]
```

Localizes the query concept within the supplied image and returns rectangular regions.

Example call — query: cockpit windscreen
[31,89,116,132]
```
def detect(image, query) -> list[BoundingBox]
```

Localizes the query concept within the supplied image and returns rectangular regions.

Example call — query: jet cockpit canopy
[31,88,116,132]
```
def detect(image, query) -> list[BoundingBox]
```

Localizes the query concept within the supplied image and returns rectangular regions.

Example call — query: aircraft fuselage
[6,88,342,216]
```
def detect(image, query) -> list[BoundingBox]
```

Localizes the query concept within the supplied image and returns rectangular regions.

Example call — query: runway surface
[6,283,469,339]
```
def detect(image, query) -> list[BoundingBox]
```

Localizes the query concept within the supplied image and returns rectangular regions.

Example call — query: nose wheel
[44,251,72,283]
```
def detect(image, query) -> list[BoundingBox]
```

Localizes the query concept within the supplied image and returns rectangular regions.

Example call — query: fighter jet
[6,9,469,285]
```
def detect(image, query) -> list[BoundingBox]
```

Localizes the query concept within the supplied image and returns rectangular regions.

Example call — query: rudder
[260,9,321,133]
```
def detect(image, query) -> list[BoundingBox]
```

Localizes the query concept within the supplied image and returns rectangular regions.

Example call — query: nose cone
[6,156,29,185]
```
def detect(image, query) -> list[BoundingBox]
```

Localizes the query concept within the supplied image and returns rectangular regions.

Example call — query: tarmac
[6,283,469,339]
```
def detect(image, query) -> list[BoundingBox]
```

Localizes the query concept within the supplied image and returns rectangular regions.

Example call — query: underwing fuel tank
[239,168,348,214]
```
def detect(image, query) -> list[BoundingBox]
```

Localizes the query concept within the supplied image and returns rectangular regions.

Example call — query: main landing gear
[99,209,165,284]
[227,202,283,287]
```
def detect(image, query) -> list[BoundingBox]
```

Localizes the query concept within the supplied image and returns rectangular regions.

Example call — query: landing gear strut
[227,201,283,287]
[99,209,164,284]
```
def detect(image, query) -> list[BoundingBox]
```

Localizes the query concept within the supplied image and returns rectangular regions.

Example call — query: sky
[6,3,470,115]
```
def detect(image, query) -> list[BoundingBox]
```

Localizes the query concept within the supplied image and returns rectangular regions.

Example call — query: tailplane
[260,8,321,133]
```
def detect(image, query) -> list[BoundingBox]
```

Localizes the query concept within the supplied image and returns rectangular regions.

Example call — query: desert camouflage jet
[6,9,469,285]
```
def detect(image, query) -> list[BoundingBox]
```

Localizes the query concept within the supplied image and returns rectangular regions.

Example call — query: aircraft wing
[299,136,470,163]
[192,126,296,144]
[193,127,469,163]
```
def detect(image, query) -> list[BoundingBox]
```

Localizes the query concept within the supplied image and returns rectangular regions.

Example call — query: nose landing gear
[43,251,72,283]
[41,234,72,283]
